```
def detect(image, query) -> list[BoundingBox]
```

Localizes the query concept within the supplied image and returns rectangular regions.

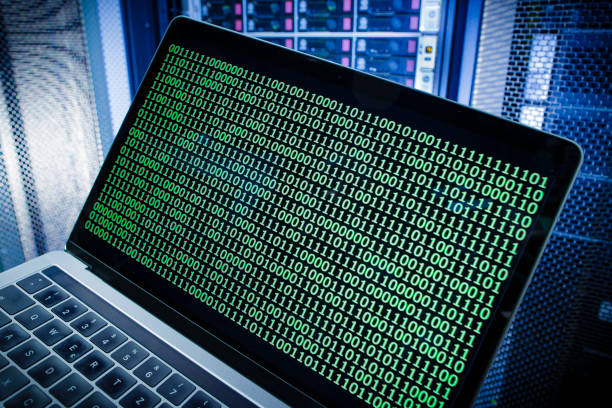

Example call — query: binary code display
[84,43,548,408]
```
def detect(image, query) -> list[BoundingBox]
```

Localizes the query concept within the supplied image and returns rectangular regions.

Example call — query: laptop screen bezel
[68,17,582,408]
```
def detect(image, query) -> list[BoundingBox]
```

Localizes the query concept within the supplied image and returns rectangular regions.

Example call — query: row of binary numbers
[85,43,547,408]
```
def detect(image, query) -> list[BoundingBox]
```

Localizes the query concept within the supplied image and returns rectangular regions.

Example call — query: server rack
[120,0,466,97]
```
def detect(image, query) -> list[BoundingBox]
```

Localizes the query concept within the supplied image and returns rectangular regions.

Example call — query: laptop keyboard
[0,269,223,407]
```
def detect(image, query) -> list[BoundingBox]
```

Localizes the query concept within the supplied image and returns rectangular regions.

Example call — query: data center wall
[0,0,130,271]
[471,1,612,407]
[184,0,444,94]
[0,0,102,270]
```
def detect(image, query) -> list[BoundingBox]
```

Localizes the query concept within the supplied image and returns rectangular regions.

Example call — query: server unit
[182,0,444,94]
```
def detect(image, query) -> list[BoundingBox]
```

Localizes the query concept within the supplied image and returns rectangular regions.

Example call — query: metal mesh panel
[92,0,131,136]
[0,147,23,268]
[472,0,612,406]
[470,0,516,115]
[82,0,131,151]
[0,0,103,269]
[475,234,584,407]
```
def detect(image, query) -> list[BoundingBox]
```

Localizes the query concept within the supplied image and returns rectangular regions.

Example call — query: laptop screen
[70,18,581,408]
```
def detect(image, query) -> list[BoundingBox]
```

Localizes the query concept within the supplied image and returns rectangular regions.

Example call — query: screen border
[68,17,582,408]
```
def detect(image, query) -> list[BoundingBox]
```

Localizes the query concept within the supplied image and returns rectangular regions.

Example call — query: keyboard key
[157,373,196,405]
[75,350,114,380]
[0,323,30,351]
[0,353,8,369]
[50,372,93,407]
[91,326,127,353]
[0,366,29,400]
[71,312,107,337]
[112,341,149,370]
[5,384,51,408]
[76,391,115,408]
[15,305,53,330]
[34,286,68,308]
[54,334,93,363]
[8,338,50,368]
[0,285,35,314]
[96,366,136,399]
[34,319,71,346]
[159,404,172,408]
[17,273,51,294]
[119,384,161,408]
[134,356,171,387]
[183,391,221,408]
[52,298,87,322]
[0,310,10,327]
[28,355,71,387]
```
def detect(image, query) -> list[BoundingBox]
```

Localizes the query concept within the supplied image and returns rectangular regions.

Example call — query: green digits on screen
[84,43,547,408]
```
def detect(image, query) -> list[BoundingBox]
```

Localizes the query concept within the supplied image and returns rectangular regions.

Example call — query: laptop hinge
[65,240,96,271]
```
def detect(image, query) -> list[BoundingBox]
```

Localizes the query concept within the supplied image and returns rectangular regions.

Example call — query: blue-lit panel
[184,0,444,94]
[297,37,352,66]
[248,0,293,31]
[201,0,243,31]
[298,0,352,31]
[357,0,421,31]
[472,0,612,406]
[355,37,418,86]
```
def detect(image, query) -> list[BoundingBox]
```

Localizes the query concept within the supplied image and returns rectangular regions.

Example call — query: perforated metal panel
[472,1,612,406]
[0,147,23,268]
[0,0,104,270]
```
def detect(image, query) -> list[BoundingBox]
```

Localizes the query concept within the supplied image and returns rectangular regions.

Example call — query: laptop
[0,16,582,408]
